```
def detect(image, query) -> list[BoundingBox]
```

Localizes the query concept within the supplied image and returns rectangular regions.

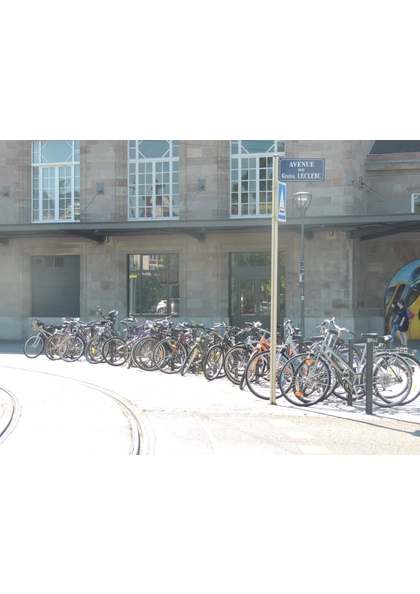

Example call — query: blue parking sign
[278,182,287,222]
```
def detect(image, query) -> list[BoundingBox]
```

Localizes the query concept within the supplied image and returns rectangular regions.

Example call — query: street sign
[278,182,286,222]
[279,158,325,182]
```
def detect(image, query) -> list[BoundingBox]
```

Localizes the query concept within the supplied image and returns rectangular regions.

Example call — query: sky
[2,3,416,141]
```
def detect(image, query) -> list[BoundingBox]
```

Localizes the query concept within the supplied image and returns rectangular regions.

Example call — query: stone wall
[365,151,420,214]
[2,139,419,341]
[179,140,230,220]
[284,140,369,217]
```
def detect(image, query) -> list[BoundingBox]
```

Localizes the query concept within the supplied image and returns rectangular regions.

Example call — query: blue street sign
[278,182,287,222]
[279,158,325,182]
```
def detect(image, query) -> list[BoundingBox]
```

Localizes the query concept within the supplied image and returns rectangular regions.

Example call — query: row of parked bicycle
[23,307,420,408]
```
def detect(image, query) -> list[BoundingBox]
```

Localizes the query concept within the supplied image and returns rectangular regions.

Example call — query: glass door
[230,252,285,331]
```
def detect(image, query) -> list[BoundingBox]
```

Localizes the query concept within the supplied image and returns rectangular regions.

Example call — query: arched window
[128,140,179,219]
[32,140,80,222]
[230,140,285,217]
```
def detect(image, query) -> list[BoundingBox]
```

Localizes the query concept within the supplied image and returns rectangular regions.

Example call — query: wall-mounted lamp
[2,186,10,197]
[96,183,105,195]
[198,179,206,191]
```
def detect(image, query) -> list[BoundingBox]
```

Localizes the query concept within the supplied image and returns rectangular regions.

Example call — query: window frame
[31,140,80,223]
[128,140,179,220]
[230,140,285,218]
[412,193,420,213]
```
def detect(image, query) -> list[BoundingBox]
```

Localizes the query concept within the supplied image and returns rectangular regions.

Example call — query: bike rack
[365,341,373,415]
[346,337,373,414]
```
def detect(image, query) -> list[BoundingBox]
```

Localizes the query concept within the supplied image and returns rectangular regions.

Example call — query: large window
[128,141,179,219]
[128,254,179,316]
[32,140,80,222]
[230,140,285,217]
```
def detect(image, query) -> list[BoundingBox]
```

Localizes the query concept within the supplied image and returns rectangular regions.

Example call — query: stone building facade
[1,139,420,341]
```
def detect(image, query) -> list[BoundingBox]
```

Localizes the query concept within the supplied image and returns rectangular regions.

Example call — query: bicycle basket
[31,319,42,332]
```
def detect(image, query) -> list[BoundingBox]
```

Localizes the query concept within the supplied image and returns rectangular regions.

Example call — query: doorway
[31,255,80,317]
[229,252,285,331]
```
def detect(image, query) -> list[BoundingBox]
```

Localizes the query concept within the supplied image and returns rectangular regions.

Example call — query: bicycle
[241,320,302,400]
[152,322,196,374]
[84,309,119,364]
[222,322,267,385]
[180,325,220,376]
[23,319,62,358]
[57,318,90,362]
[101,315,144,366]
[239,331,272,391]
[278,320,413,407]
[44,318,84,361]
[202,323,242,381]
[323,319,419,405]
[365,334,420,406]
[130,317,174,371]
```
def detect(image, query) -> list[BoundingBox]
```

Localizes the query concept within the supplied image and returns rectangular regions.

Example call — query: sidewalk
[2,339,420,455]
[1,339,420,423]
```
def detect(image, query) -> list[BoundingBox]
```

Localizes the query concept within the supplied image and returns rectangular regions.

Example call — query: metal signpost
[269,157,287,404]
[269,157,325,405]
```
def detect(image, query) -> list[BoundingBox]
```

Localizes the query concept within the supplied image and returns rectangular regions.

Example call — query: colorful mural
[385,260,420,339]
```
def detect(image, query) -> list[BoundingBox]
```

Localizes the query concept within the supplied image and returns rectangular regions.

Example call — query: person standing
[396,299,409,347]
[390,301,400,344]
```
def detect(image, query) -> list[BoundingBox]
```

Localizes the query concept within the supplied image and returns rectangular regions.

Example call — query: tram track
[0,363,152,455]
[0,385,21,445]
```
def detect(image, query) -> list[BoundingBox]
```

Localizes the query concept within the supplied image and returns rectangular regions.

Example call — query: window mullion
[152,162,156,218]
[55,166,60,220]
[134,161,139,218]
[38,166,43,221]
[256,158,260,213]
[70,165,74,220]
[170,160,173,217]
[238,158,242,216]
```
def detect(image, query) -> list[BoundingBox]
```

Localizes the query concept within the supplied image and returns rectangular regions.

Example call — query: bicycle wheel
[85,335,108,364]
[397,354,420,405]
[45,333,63,360]
[59,335,85,362]
[203,344,225,381]
[223,345,249,385]
[371,353,413,407]
[181,346,199,376]
[23,334,45,358]
[332,344,364,401]
[278,353,306,397]
[240,349,266,391]
[102,337,128,366]
[279,353,331,406]
[244,350,288,400]
[153,339,188,374]
[131,337,158,371]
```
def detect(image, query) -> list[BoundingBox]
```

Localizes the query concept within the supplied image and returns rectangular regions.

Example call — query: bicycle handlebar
[316,317,358,337]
